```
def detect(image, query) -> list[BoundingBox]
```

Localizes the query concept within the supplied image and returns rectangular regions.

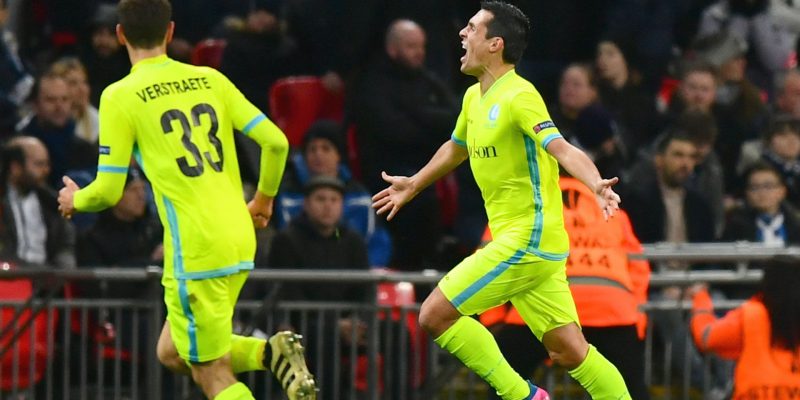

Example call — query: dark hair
[655,129,696,155]
[0,139,28,186]
[760,256,800,351]
[673,110,718,146]
[742,161,786,187]
[680,61,718,81]
[763,114,800,143]
[118,0,171,49]
[480,1,530,64]
[29,72,65,103]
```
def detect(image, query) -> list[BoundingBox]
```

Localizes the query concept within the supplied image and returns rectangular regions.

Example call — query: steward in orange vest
[480,176,651,400]
[691,256,800,398]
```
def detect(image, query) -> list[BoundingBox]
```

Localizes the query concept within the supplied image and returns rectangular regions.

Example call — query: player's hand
[594,177,621,220]
[247,191,274,229]
[372,171,416,221]
[57,176,80,219]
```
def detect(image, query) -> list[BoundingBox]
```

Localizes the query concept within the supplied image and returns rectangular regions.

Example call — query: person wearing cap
[267,174,371,398]
[274,120,391,266]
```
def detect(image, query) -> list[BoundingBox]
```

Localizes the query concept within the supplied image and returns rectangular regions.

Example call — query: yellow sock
[434,316,529,400]
[230,335,267,373]
[214,382,254,400]
[568,345,631,400]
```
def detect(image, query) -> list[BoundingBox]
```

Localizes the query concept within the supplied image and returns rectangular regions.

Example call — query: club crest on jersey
[488,104,500,121]
[99,145,111,155]
[533,121,555,134]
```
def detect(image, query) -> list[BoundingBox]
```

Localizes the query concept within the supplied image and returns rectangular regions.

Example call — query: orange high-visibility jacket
[480,177,650,333]
[733,300,800,399]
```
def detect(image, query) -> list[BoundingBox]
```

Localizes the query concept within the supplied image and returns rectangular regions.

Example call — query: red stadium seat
[436,173,459,228]
[269,76,345,148]
[191,39,227,69]
[376,281,426,389]
[0,275,57,391]
[345,125,362,180]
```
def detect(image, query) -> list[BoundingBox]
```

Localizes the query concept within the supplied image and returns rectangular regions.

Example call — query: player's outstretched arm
[545,137,621,219]
[372,140,467,220]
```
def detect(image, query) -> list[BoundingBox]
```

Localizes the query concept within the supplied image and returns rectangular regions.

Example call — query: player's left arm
[59,93,134,217]
[511,91,620,218]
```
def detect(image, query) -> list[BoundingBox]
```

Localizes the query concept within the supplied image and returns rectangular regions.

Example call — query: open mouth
[460,42,467,63]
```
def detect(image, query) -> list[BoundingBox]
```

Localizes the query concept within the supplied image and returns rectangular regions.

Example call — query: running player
[372,2,631,399]
[56,1,316,399]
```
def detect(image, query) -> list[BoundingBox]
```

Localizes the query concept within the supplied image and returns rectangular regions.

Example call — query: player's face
[36,77,72,129]
[305,138,340,177]
[304,188,344,230]
[458,10,496,76]
[655,139,697,188]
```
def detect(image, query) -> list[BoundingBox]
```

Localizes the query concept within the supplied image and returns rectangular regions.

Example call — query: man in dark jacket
[265,175,370,398]
[0,136,75,268]
[352,19,458,271]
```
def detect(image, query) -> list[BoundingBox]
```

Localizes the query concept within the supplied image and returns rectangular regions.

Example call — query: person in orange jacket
[480,175,651,399]
[689,256,800,398]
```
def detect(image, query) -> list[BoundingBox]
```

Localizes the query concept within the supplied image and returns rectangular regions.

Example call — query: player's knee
[543,324,589,369]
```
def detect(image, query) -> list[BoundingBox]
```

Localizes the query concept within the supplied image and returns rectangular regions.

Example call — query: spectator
[691,31,768,188]
[623,130,716,246]
[79,4,130,107]
[668,62,718,116]
[739,116,800,207]
[0,0,34,138]
[265,175,371,398]
[17,72,96,188]
[773,69,800,117]
[595,38,659,160]
[77,167,162,269]
[723,162,800,245]
[480,175,652,400]
[48,57,99,144]
[699,0,800,92]
[219,0,303,110]
[552,63,625,178]
[352,19,457,271]
[690,256,800,396]
[274,120,391,266]
[0,136,75,268]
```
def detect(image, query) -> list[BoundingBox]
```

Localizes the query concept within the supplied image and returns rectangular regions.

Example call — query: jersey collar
[481,69,517,101]
[131,54,172,73]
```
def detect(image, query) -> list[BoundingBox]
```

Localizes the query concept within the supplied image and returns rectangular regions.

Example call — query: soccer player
[56,1,317,399]
[372,2,631,399]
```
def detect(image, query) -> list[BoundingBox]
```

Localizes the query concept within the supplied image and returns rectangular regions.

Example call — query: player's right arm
[372,106,469,220]
[72,91,135,212]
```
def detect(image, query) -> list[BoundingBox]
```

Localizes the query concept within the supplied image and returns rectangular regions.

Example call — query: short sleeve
[511,90,562,150]
[450,89,473,147]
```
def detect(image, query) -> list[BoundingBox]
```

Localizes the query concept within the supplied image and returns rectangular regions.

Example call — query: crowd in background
[4,0,800,396]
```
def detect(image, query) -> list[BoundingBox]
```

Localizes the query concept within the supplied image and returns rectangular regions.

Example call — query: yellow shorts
[163,270,249,363]
[439,239,579,340]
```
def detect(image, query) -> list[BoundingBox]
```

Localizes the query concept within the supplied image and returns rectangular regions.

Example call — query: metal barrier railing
[0,242,794,399]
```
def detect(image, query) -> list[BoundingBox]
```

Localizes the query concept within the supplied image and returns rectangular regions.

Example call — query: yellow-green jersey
[451,70,568,260]
[74,55,289,280]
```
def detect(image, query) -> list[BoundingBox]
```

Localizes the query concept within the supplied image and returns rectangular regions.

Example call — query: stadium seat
[376,281,426,389]
[0,270,58,391]
[190,39,227,69]
[268,76,345,148]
